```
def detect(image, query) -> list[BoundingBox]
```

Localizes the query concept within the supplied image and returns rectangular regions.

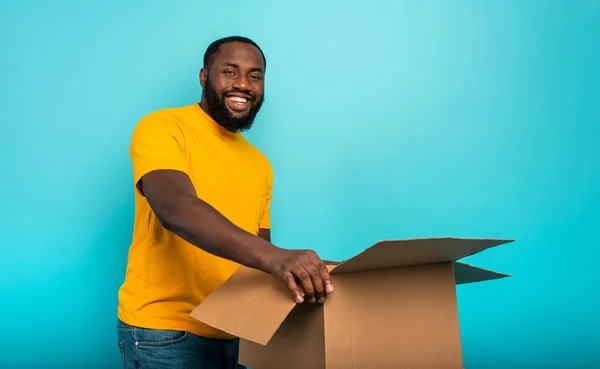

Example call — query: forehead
[212,42,265,70]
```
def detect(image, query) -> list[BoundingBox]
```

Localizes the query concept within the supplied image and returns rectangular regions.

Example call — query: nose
[231,74,249,91]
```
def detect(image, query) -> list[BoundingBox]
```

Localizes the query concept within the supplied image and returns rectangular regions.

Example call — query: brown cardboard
[190,237,513,369]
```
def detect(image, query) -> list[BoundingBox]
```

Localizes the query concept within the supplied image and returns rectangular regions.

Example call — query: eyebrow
[221,62,264,74]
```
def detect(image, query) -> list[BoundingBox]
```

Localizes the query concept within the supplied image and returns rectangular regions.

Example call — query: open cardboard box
[190,237,513,369]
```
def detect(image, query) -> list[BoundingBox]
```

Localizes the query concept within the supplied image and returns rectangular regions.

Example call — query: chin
[227,110,251,119]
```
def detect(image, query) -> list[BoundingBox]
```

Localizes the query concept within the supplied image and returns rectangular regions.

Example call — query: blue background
[1,1,599,368]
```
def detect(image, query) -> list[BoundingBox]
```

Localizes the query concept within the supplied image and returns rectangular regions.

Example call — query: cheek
[211,77,231,94]
[252,83,264,97]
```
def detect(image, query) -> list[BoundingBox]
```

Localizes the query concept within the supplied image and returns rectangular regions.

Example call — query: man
[116,36,334,369]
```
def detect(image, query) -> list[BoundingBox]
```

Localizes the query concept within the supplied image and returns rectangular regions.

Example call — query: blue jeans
[117,319,247,369]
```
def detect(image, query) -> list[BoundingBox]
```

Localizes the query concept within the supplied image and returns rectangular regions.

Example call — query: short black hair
[203,36,266,71]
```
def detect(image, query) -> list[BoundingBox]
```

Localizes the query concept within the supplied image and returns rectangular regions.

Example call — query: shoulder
[134,105,189,130]
[131,105,193,141]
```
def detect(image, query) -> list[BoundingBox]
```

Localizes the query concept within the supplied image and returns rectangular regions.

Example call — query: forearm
[157,195,278,272]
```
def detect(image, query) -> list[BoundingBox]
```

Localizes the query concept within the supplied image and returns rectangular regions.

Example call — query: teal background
[1,1,599,368]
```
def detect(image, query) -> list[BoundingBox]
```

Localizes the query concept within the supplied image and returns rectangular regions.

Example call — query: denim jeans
[117,319,247,369]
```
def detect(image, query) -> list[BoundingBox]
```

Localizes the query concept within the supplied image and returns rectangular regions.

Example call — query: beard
[204,76,264,132]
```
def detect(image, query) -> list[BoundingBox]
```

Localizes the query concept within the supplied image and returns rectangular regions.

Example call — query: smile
[225,95,252,111]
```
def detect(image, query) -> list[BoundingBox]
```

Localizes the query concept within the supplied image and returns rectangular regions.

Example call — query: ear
[199,68,207,88]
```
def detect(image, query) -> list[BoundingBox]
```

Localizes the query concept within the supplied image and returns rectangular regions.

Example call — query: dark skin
[138,42,333,304]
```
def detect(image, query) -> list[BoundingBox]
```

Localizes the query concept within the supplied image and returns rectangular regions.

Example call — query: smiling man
[115,36,333,368]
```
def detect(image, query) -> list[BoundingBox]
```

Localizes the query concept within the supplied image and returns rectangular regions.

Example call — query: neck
[198,101,238,134]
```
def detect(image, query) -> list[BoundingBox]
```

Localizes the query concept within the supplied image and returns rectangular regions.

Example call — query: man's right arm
[139,169,333,304]
[141,168,277,273]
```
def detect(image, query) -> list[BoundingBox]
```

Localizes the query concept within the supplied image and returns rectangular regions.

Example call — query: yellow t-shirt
[117,103,273,339]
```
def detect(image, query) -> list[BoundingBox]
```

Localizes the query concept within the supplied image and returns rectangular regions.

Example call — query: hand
[264,248,334,304]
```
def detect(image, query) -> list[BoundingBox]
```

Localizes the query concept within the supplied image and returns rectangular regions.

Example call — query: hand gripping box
[190,237,513,369]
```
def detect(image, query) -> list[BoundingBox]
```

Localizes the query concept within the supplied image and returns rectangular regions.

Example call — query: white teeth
[229,96,247,103]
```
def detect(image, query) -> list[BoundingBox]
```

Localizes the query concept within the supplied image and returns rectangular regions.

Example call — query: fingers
[300,251,334,304]
[318,261,334,294]
[307,265,326,303]
[295,267,316,303]
[283,271,304,304]
[277,250,335,305]
[308,251,334,302]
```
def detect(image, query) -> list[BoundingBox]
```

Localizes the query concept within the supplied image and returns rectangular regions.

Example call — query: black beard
[203,76,264,132]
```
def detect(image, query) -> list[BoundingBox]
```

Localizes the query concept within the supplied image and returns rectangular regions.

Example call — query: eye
[223,69,235,75]
[249,74,263,80]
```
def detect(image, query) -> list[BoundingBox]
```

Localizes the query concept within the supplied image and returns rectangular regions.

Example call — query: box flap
[189,266,296,345]
[239,302,325,369]
[453,262,511,284]
[330,237,513,274]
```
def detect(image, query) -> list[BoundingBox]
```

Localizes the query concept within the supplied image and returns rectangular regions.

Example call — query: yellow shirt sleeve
[129,113,187,194]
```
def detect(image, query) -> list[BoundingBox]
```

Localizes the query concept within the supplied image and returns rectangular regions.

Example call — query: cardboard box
[190,237,513,369]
